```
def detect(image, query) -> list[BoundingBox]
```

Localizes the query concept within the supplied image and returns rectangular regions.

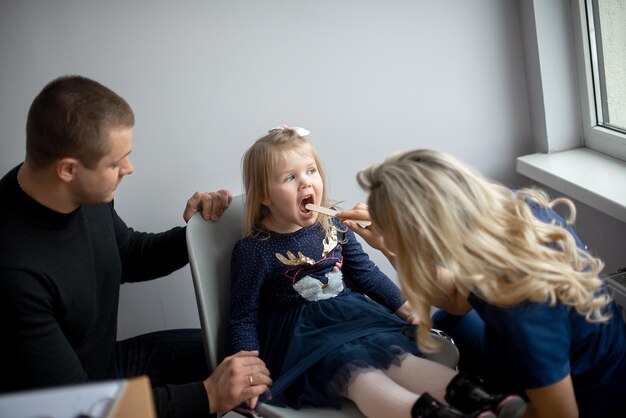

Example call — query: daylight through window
[588,0,626,133]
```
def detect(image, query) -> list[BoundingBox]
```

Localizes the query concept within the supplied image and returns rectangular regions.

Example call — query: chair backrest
[187,195,367,417]
[186,194,246,370]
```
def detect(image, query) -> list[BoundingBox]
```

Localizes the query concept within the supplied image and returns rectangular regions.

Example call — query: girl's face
[262,148,324,233]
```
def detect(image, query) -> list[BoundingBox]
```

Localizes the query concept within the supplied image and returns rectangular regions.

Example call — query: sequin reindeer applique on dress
[276,226,345,302]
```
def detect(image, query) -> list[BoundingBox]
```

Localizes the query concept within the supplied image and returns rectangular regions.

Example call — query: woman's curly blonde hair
[357,149,608,351]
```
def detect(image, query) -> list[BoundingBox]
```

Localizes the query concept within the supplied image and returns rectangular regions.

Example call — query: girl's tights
[345,354,457,418]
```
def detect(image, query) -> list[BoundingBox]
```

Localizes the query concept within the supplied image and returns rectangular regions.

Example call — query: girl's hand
[395,301,420,325]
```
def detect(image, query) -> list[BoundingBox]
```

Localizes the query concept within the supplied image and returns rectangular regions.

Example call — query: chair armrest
[423,329,459,370]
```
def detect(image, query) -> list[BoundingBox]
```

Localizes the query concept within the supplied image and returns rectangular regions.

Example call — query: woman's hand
[336,203,397,267]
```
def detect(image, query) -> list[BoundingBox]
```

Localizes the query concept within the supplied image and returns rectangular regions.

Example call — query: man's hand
[183,190,233,223]
[203,350,272,414]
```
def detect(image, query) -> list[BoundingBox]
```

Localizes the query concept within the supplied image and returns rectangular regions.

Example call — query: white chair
[186,194,458,418]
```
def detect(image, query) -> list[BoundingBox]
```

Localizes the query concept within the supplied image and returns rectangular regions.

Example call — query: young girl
[348,148,626,418]
[228,127,526,418]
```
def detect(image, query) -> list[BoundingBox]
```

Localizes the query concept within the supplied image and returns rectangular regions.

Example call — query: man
[0,75,271,418]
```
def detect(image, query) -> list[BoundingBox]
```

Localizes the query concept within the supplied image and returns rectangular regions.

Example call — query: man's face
[71,127,134,205]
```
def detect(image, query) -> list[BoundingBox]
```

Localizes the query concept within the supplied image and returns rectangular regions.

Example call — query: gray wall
[1,0,622,340]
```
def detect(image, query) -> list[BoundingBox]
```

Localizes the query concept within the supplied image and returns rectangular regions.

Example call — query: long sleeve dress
[228,220,420,408]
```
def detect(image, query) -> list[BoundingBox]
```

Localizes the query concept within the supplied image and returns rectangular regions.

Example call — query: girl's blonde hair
[242,127,333,236]
[357,149,609,350]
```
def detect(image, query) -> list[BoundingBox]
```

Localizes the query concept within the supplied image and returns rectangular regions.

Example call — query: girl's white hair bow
[268,125,310,137]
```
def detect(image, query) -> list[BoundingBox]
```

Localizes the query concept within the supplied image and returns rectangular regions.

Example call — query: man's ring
[248,375,254,386]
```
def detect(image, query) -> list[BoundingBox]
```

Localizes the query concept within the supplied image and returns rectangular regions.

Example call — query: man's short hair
[26,75,135,169]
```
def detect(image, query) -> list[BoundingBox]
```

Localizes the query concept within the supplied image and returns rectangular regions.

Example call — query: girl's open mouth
[299,195,314,214]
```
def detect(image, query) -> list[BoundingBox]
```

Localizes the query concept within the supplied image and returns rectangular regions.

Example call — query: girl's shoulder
[235,227,316,251]
[233,233,269,256]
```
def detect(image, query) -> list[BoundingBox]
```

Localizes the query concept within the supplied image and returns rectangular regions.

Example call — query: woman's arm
[431,266,472,315]
[339,225,405,311]
[336,204,397,266]
[524,375,578,418]
[394,270,472,323]
[338,205,472,315]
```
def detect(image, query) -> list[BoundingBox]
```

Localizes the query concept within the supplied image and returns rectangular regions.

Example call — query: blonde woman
[338,149,626,418]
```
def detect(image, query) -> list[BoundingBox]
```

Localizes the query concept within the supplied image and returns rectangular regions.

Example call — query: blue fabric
[468,290,626,418]
[526,199,586,250]
[229,221,418,408]
[433,202,626,418]
[431,310,494,385]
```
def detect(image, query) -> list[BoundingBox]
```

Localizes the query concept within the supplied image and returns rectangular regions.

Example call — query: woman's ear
[56,158,79,183]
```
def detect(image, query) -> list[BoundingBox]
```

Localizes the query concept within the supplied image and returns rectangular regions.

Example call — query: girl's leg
[385,354,457,403]
[345,369,418,418]
[386,355,527,418]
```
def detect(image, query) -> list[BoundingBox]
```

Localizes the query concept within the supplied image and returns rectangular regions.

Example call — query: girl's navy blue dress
[228,221,419,408]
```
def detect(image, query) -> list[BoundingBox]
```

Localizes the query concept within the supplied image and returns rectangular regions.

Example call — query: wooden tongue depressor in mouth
[305,203,372,228]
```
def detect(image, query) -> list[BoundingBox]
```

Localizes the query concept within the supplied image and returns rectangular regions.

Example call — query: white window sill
[516,147,626,223]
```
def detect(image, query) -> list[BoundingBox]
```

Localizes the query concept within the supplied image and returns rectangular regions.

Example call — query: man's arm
[114,216,189,283]
[113,189,233,283]
[0,269,90,392]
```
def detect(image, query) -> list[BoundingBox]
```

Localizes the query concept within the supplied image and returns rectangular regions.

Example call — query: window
[573,0,626,161]
[516,1,626,224]
[588,0,626,133]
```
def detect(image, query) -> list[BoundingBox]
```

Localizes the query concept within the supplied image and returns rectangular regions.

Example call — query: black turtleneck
[0,164,209,417]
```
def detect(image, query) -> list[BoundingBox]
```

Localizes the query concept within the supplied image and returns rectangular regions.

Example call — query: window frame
[572,0,626,162]
[516,0,626,224]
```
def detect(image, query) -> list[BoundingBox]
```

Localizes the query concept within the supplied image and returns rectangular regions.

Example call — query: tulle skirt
[259,289,421,408]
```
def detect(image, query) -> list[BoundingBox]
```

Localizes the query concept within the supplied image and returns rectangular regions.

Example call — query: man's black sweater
[0,164,210,417]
